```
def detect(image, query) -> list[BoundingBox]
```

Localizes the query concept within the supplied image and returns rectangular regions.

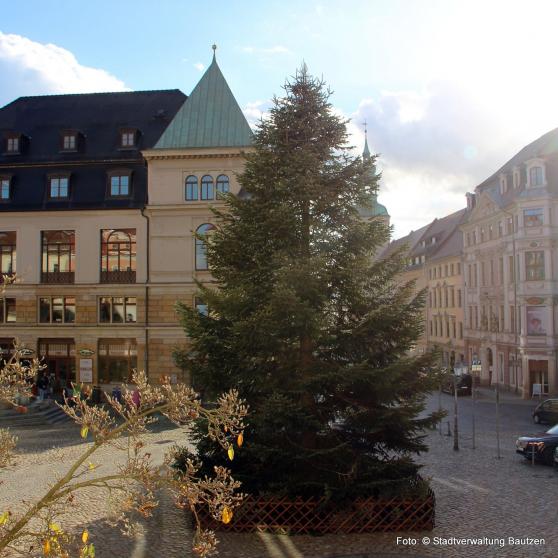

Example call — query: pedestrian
[37,372,49,401]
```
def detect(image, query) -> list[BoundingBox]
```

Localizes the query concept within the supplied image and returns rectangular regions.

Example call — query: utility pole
[495,370,501,459]
[453,373,459,451]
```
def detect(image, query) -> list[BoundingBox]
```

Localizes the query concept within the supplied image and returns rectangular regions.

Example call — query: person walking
[37,372,49,401]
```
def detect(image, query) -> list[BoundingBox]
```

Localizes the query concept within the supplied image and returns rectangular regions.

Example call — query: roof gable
[155,56,253,149]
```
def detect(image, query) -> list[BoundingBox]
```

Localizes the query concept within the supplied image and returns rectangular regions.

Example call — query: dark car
[532,399,558,424]
[441,373,472,396]
[516,424,558,465]
[554,446,558,470]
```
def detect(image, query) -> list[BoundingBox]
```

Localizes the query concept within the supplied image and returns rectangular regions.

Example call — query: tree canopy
[175,66,440,501]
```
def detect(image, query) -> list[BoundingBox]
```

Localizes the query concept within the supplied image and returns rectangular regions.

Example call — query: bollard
[446,422,452,437]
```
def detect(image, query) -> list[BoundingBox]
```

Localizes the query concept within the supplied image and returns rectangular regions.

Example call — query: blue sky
[2,0,558,237]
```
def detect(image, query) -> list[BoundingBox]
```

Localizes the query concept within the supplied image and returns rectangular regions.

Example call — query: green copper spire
[155,47,253,149]
[358,125,389,219]
[363,120,371,159]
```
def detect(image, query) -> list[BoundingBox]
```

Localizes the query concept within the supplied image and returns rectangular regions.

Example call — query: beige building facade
[462,129,558,397]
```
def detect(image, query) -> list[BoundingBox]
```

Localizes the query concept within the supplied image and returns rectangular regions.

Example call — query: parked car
[441,373,472,396]
[532,399,558,424]
[516,424,558,465]
[554,446,558,470]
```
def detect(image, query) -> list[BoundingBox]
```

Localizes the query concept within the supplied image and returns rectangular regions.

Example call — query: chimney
[466,192,476,211]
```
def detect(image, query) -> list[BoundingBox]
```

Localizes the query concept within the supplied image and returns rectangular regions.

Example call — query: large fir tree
[175,67,441,501]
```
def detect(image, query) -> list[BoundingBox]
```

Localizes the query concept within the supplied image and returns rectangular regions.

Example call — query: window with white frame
[529,166,544,187]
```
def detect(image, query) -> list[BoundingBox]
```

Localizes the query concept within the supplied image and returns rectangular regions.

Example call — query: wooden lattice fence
[196,489,435,534]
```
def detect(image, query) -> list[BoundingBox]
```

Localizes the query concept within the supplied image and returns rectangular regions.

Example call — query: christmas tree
[175,66,440,501]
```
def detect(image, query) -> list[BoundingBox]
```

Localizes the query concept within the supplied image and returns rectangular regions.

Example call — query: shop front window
[98,339,137,384]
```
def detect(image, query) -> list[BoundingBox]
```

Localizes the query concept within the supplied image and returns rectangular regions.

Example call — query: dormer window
[499,174,507,194]
[108,171,131,197]
[513,168,520,188]
[60,130,78,152]
[529,166,543,187]
[120,129,137,148]
[48,175,70,199]
[5,134,20,154]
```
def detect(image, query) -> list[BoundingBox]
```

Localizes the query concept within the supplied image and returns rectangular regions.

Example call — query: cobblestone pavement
[1,392,557,557]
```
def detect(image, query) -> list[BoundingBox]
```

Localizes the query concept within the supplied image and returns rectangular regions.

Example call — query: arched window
[101,229,136,283]
[529,166,543,187]
[195,224,215,271]
[201,175,214,200]
[216,174,229,196]
[185,175,198,201]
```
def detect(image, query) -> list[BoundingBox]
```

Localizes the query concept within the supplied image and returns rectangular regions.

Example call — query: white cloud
[193,62,205,72]
[348,73,558,238]
[243,100,271,129]
[0,32,128,105]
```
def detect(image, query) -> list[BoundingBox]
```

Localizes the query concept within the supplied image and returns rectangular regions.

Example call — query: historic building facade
[462,128,558,397]
[0,89,186,390]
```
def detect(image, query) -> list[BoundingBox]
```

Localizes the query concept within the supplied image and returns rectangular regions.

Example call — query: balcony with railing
[100,270,136,284]
[40,271,75,284]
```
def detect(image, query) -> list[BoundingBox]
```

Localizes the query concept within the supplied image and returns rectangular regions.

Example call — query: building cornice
[0,158,140,169]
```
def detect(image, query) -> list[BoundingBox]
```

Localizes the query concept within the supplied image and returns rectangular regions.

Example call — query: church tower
[357,125,390,229]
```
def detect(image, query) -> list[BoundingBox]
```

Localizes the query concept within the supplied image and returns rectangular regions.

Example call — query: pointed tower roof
[155,47,253,149]
[358,126,389,219]
[362,120,371,159]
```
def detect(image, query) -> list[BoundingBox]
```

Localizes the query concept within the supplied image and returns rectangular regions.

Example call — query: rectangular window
[121,131,136,147]
[195,297,208,316]
[0,298,16,323]
[0,178,10,200]
[481,261,486,286]
[98,339,137,384]
[524,208,543,227]
[499,257,504,285]
[529,166,543,187]
[6,136,19,153]
[49,177,69,199]
[498,221,503,237]
[41,231,75,283]
[457,289,462,307]
[100,229,136,283]
[525,251,545,281]
[62,135,76,150]
[473,264,477,287]
[110,175,130,197]
[459,322,463,339]
[510,305,515,333]
[489,259,494,285]
[99,297,137,323]
[0,232,16,274]
[450,263,454,275]
[39,297,75,324]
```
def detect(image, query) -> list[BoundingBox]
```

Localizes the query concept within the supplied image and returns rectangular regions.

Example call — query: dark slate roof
[0,90,186,163]
[379,223,430,260]
[428,208,468,262]
[477,128,558,195]
[410,208,467,260]
[155,55,252,149]
[0,90,186,211]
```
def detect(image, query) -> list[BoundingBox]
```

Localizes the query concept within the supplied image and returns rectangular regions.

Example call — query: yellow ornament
[88,462,95,471]
[82,530,89,544]
[227,445,234,461]
[80,426,89,439]
[43,539,51,555]
[0,511,9,525]
[49,522,61,533]
[221,506,233,524]
[237,432,244,447]
[88,543,96,557]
